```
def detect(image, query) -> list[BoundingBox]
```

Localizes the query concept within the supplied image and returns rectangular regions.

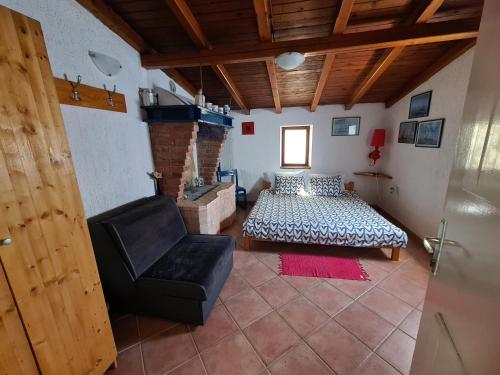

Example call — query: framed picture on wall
[242,121,254,135]
[415,118,445,148]
[408,90,432,118]
[332,117,360,136]
[409,90,432,118]
[398,121,417,143]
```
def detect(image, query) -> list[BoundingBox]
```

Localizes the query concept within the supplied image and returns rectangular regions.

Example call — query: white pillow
[309,175,344,197]
[274,175,306,195]
[264,170,306,188]
[306,172,344,191]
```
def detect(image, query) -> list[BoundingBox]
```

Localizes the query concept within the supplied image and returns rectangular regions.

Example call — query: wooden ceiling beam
[385,40,475,108]
[165,0,210,49]
[345,0,447,109]
[266,59,281,113]
[141,19,479,69]
[75,0,149,52]
[166,0,249,113]
[212,65,250,114]
[75,0,197,97]
[310,0,355,112]
[333,0,355,34]
[345,47,405,109]
[253,0,273,42]
[310,54,336,111]
[406,0,446,25]
[253,0,281,112]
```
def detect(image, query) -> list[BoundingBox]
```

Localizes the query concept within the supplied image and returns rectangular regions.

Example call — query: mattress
[243,190,408,248]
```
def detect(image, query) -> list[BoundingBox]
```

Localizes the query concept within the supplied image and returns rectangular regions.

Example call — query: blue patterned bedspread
[243,190,408,248]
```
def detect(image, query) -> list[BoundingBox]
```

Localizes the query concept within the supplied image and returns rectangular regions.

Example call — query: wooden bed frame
[242,237,401,261]
[242,180,401,261]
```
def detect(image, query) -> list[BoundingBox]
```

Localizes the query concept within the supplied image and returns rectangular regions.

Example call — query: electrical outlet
[389,185,399,195]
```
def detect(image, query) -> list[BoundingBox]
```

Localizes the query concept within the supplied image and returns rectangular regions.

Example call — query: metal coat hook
[64,74,82,101]
[103,84,116,107]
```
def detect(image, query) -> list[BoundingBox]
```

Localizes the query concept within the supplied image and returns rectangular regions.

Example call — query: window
[281,125,312,168]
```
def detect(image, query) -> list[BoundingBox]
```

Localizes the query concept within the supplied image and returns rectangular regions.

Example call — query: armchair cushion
[140,234,234,300]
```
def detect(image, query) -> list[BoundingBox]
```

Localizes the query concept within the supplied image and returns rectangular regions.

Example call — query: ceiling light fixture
[275,52,305,70]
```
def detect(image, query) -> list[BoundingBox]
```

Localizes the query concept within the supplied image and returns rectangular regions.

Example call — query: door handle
[423,237,461,254]
[1,238,12,246]
[423,219,450,275]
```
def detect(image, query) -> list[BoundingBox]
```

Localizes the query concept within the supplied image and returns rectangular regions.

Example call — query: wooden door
[0,6,116,374]
[0,260,38,374]
[411,1,500,374]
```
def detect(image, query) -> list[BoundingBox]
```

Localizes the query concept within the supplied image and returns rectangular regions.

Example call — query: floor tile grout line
[215,299,268,373]
[356,352,403,375]
[138,342,147,375]
[252,279,300,310]
[161,351,200,375]
[197,354,209,375]
[374,328,416,374]
[191,303,241,356]
[254,310,336,374]
[135,321,182,348]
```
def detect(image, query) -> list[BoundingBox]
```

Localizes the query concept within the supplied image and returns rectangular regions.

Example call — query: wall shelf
[353,172,393,179]
[141,105,233,127]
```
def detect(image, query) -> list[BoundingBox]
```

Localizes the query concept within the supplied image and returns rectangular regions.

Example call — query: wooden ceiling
[77,0,483,113]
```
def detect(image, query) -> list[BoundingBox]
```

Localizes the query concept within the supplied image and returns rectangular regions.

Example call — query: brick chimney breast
[149,122,199,202]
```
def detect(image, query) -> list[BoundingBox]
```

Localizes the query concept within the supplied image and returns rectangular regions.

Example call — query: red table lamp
[369,129,385,165]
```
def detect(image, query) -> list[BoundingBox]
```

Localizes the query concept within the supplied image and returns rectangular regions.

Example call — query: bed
[242,189,408,260]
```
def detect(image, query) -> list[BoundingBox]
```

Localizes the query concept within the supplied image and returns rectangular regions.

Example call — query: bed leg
[391,247,400,261]
[243,237,251,251]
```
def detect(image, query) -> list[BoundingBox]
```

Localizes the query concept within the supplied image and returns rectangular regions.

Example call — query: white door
[411,1,500,374]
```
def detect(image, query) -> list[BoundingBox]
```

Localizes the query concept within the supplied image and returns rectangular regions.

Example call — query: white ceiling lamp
[275,52,305,70]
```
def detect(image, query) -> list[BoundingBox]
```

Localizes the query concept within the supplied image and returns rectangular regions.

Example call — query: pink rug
[279,253,370,281]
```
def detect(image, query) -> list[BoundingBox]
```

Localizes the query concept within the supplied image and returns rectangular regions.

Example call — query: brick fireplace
[148,122,234,234]
[149,122,199,202]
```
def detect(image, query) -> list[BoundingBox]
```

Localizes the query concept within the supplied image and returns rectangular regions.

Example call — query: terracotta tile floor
[107,207,431,375]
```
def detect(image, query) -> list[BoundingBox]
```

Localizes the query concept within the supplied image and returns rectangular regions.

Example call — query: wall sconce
[89,50,122,77]
[369,129,385,165]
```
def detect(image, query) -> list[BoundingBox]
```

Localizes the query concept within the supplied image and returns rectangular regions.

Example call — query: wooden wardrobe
[0,5,116,374]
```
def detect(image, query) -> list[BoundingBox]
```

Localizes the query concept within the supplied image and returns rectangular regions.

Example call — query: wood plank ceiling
[79,0,483,112]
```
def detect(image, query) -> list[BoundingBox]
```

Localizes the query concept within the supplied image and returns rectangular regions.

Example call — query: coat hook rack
[103,84,116,107]
[64,74,82,101]
[54,76,127,113]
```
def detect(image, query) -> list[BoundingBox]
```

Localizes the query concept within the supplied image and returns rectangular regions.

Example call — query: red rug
[279,253,370,281]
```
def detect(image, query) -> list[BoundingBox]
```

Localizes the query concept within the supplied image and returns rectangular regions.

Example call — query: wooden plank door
[0,244,38,374]
[0,6,116,374]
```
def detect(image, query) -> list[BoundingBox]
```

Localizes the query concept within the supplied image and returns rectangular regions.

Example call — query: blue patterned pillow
[309,175,343,197]
[274,175,305,195]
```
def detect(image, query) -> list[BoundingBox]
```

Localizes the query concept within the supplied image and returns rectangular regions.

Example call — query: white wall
[0,0,191,217]
[221,104,388,202]
[378,49,475,238]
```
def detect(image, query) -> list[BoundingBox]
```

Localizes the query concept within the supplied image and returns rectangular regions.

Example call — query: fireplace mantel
[142,105,233,127]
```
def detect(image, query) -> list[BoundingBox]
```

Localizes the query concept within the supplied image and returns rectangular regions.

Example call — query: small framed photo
[332,117,360,136]
[242,121,254,135]
[409,90,432,119]
[415,119,445,148]
[398,121,417,144]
